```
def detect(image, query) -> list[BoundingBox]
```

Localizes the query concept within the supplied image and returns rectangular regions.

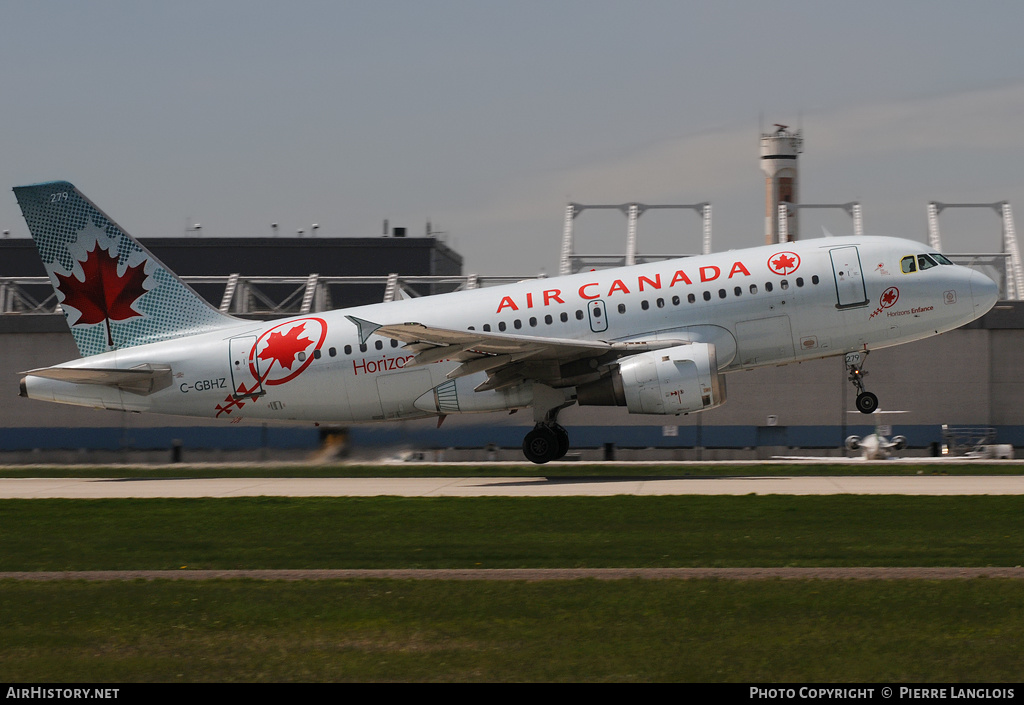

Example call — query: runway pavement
[2,474,1024,498]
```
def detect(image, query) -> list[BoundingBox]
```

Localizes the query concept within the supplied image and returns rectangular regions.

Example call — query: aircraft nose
[969,268,999,313]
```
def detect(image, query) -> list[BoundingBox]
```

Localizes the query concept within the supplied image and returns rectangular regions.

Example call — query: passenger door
[830,246,868,308]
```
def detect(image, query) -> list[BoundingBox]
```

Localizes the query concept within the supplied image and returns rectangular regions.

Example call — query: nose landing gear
[846,351,878,414]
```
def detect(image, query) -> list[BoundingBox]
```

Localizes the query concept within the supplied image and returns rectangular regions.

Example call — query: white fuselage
[24,235,997,424]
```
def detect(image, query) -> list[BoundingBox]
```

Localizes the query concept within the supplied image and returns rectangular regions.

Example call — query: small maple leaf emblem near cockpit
[53,242,149,348]
[880,287,899,308]
[767,251,800,276]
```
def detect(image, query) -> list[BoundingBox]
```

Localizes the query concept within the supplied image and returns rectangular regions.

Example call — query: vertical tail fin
[13,181,235,357]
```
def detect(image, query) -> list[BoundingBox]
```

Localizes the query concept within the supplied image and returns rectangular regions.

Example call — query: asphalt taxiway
[2,474,1024,498]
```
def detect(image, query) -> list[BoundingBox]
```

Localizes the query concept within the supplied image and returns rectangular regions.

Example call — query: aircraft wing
[21,364,173,396]
[348,316,683,391]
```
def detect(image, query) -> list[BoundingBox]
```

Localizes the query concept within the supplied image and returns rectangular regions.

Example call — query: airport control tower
[761,124,803,244]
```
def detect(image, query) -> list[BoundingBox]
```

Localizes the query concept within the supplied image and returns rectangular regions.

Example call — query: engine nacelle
[845,435,862,451]
[577,343,726,415]
[891,435,907,451]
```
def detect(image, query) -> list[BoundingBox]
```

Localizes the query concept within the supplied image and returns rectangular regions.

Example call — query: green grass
[3,494,1023,682]
[1,496,1023,570]
[1,579,1022,682]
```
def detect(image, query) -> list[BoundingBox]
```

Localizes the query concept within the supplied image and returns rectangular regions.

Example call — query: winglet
[345,316,382,344]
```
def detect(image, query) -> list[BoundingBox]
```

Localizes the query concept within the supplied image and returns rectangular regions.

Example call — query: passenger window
[750,284,758,294]
[781,280,789,290]
[641,300,649,310]
[344,345,352,355]
[733,287,741,297]
[656,298,664,308]
[498,321,507,331]
[812,275,820,284]
[718,289,726,299]
[901,256,917,274]
[529,317,537,327]
[483,324,491,332]
[765,282,773,293]
[575,310,584,320]
[313,349,321,359]
[513,319,522,329]
[918,254,937,270]
[617,303,626,314]
[796,277,804,287]
[672,295,680,306]
[375,340,383,350]
[544,314,552,324]
[560,312,569,323]
[328,347,336,357]
[703,291,711,301]
[688,293,696,303]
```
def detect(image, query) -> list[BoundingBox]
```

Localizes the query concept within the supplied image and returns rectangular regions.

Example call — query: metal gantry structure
[777,202,864,242]
[559,202,711,276]
[926,201,1023,301]
[0,274,532,317]
[4,197,1022,316]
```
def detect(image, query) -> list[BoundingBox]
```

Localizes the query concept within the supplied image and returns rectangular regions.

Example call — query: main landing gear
[846,350,878,414]
[521,385,576,464]
[522,423,570,464]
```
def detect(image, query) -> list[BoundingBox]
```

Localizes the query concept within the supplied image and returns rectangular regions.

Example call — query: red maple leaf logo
[880,287,899,308]
[54,242,149,348]
[257,324,313,371]
[767,251,800,275]
[773,254,795,270]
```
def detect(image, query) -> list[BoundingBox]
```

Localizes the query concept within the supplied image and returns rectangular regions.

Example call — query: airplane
[844,410,909,460]
[768,410,911,461]
[13,181,999,464]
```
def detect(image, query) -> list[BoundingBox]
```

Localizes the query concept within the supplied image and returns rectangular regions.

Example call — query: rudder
[13,181,235,357]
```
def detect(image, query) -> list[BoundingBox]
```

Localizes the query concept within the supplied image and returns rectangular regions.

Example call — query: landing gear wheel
[856,392,878,414]
[523,425,559,464]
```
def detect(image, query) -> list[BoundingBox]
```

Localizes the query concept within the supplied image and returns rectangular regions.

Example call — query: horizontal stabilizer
[22,364,173,396]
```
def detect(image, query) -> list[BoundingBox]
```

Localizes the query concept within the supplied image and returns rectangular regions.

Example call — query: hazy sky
[2,0,1024,275]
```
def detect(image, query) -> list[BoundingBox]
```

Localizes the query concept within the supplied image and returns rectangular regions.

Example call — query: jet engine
[845,436,861,451]
[891,435,907,451]
[576,343,725,415]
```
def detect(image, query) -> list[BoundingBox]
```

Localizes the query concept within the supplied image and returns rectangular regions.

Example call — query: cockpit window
[931,253,954,265]
[917,254,938,270]
[901,256,917,274]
